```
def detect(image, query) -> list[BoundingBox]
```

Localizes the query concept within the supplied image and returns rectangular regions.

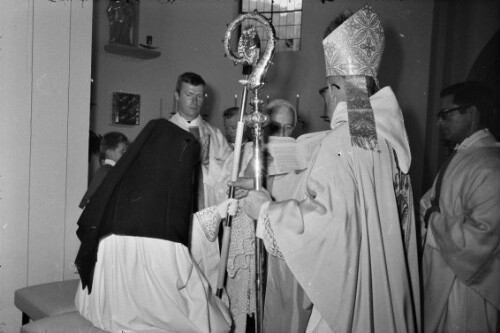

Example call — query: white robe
[420,129,500,333]
[75,235,232,333]
[256,87,420,333]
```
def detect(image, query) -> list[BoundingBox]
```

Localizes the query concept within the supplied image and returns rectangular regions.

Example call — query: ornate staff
[219,11,276,333]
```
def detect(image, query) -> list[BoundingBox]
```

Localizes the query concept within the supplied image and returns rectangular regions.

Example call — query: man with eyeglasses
[169,72,233,292]
[234,6,420,333]
[420,81,500,333]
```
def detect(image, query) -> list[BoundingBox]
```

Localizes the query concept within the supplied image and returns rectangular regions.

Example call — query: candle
[235,94,238,106]
[266,95,270,104]
[296,94,300,112]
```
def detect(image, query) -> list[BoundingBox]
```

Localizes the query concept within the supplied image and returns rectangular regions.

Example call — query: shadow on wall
[467,29,500,141]
[379,24,403,93]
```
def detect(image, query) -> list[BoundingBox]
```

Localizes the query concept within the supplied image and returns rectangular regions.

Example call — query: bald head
[265,99,297,137]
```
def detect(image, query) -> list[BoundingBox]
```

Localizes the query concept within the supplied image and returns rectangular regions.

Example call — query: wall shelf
[104,44,161,60]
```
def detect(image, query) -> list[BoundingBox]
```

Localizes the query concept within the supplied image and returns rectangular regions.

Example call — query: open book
[266,131,329,176]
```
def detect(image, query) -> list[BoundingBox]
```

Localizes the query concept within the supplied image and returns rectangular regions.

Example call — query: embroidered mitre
[322,5,384,79]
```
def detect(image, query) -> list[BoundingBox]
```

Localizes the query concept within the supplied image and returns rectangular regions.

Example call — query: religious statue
[107,0,135,45]
[238,25,261,66]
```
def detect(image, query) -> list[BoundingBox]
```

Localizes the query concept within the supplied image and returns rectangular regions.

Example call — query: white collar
[456,129,492,151]
[172,113,202,128]
[103,159,116,166]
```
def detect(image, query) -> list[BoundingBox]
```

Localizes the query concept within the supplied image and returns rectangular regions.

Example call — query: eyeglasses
[318,83,340,96]
[437,105,471,121]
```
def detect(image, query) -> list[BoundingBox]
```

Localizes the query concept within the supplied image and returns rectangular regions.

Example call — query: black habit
[75,118,200,293]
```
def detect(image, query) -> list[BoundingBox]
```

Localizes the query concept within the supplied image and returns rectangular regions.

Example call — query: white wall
[0,1,92,331]
[0,1,33,329]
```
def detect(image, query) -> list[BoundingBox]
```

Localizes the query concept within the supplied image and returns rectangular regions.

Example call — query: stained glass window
[241,0,303,52]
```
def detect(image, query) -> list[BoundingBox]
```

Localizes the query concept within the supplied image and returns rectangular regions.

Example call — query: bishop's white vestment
[256,87,421,333]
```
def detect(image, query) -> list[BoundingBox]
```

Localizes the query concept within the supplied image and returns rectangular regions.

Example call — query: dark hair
[223,106,239,119]
[100,132,129,159]
[324,9,353,38]
[88,130,102,160]
[366,76,378,96]
[175,72,206,93]
[440,81,496,126]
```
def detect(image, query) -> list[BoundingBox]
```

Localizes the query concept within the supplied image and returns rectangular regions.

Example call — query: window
[241,0,303,52]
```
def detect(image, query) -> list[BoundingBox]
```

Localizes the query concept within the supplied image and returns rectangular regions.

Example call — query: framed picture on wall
[112,92,140,125]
